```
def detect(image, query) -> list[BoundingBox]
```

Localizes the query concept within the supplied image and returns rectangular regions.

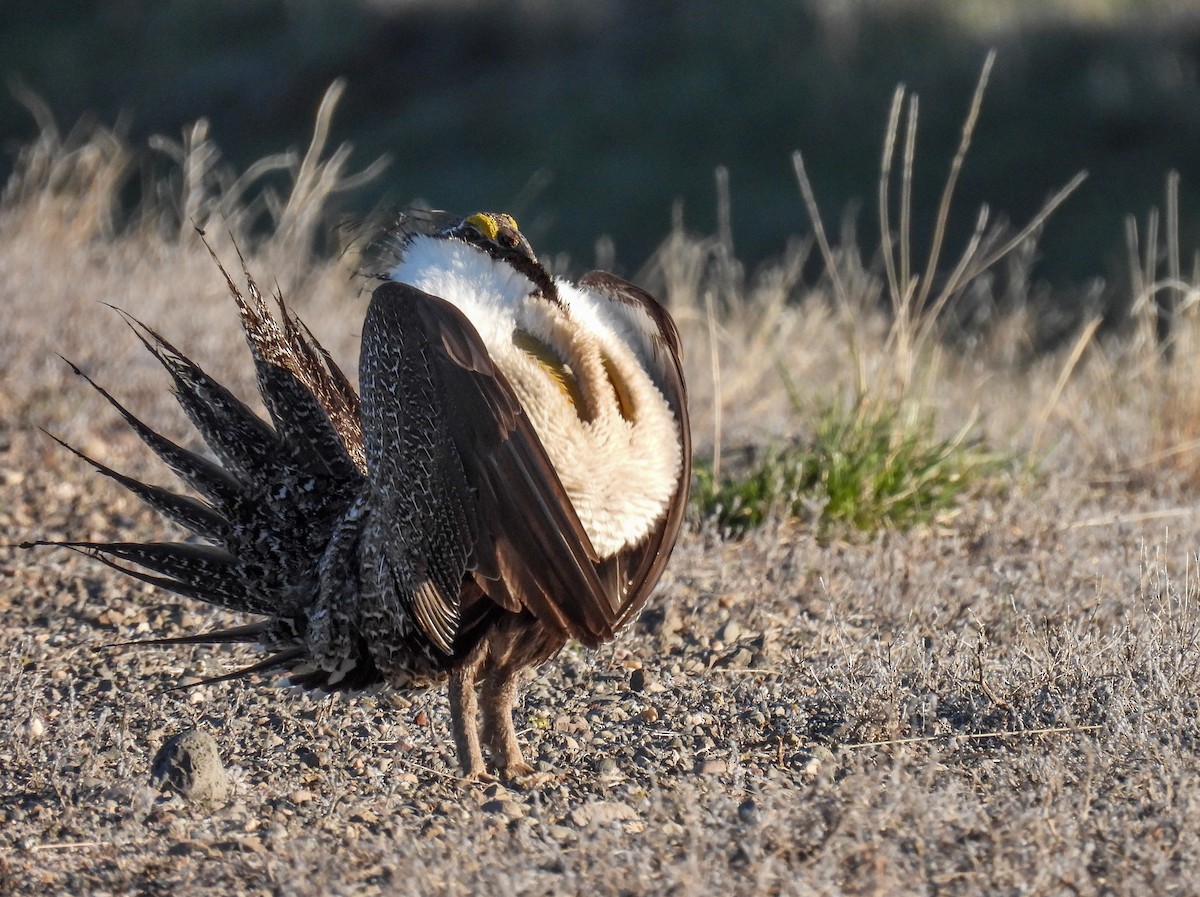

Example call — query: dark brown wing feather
[579,271,692,628]
[362,281,620,648]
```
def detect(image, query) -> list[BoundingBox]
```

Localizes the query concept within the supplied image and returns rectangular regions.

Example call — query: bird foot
[494,760,535,779]
[463,768,499,785]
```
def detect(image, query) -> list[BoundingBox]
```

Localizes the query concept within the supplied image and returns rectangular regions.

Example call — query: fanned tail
[201,235,364,476]
[113,308,304,488]
[57,356,243,511]
[23,539,281,614]
[39,429,230,543]
[28,243,374,689]
[114,621,272,647]
[156,647,309,693]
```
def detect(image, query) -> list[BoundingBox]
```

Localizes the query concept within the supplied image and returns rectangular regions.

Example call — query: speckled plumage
[30,213,691,778]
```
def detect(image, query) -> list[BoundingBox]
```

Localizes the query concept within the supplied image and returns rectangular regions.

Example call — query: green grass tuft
[692,398,1004,536]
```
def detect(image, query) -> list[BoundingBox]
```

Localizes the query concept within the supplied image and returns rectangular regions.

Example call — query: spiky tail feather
[29,242,375,689]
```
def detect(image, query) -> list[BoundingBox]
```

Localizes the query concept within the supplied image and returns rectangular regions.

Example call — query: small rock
[717,620,743,644]
[714,647,755,669]
[26,715,45,742]
[166,840,208,857]
[638,605,683,638]
[481,798,524,820]
[629,668,646,692]
[694,758,728,776]
[570,800,639,827]
[151,729,230,803]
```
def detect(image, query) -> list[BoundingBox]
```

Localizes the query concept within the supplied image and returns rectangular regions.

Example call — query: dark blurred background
[3,0,1200,288]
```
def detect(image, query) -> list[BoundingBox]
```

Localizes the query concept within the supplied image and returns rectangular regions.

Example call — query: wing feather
[579,271,692,626]
[363,281,620,647]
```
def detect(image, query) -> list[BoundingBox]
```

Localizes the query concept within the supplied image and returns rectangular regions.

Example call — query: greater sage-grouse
[30,211,691,778]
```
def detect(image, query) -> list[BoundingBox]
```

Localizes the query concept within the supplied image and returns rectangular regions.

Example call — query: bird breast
[389,238,682,558]
[496,286,682,558]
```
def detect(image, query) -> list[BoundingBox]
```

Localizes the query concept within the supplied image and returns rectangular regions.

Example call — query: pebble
[803,745,837,782]
[737,799,760,825]
[167,840,205,857]
[26,715,45,742]
[150,729,230,803]
[694,758,728,776]
[569,800,638,827]
[629,668,646,692]
[481,799,524,820]
[715,647,756,669]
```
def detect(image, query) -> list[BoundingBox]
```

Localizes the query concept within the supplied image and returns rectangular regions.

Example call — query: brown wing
[362,281,621,649]
[578,271,692,628]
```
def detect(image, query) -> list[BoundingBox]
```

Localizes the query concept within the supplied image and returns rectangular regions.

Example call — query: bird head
[374,209,559,306]
[436,211,559,305]
[440,212,536,262]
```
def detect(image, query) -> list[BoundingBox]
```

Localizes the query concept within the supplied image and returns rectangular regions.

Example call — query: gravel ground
[4,423,1200,895]
[3,210,1200,894]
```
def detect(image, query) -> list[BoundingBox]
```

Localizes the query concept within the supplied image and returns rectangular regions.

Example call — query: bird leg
[481,665,533,776]
[448,650,488,780]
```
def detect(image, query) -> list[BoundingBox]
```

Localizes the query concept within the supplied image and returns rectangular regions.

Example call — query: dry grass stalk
[266,78,391,270]
[2,84,133,242]
[795,51,1086,412]
[842,723,1104,751]
[1122,172,1200,487]
[148,118,295,241]
[1032,315,1103,451]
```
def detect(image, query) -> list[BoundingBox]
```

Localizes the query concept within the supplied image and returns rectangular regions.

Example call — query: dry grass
[3,73,1200,894]
[1116,170,1200,492]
